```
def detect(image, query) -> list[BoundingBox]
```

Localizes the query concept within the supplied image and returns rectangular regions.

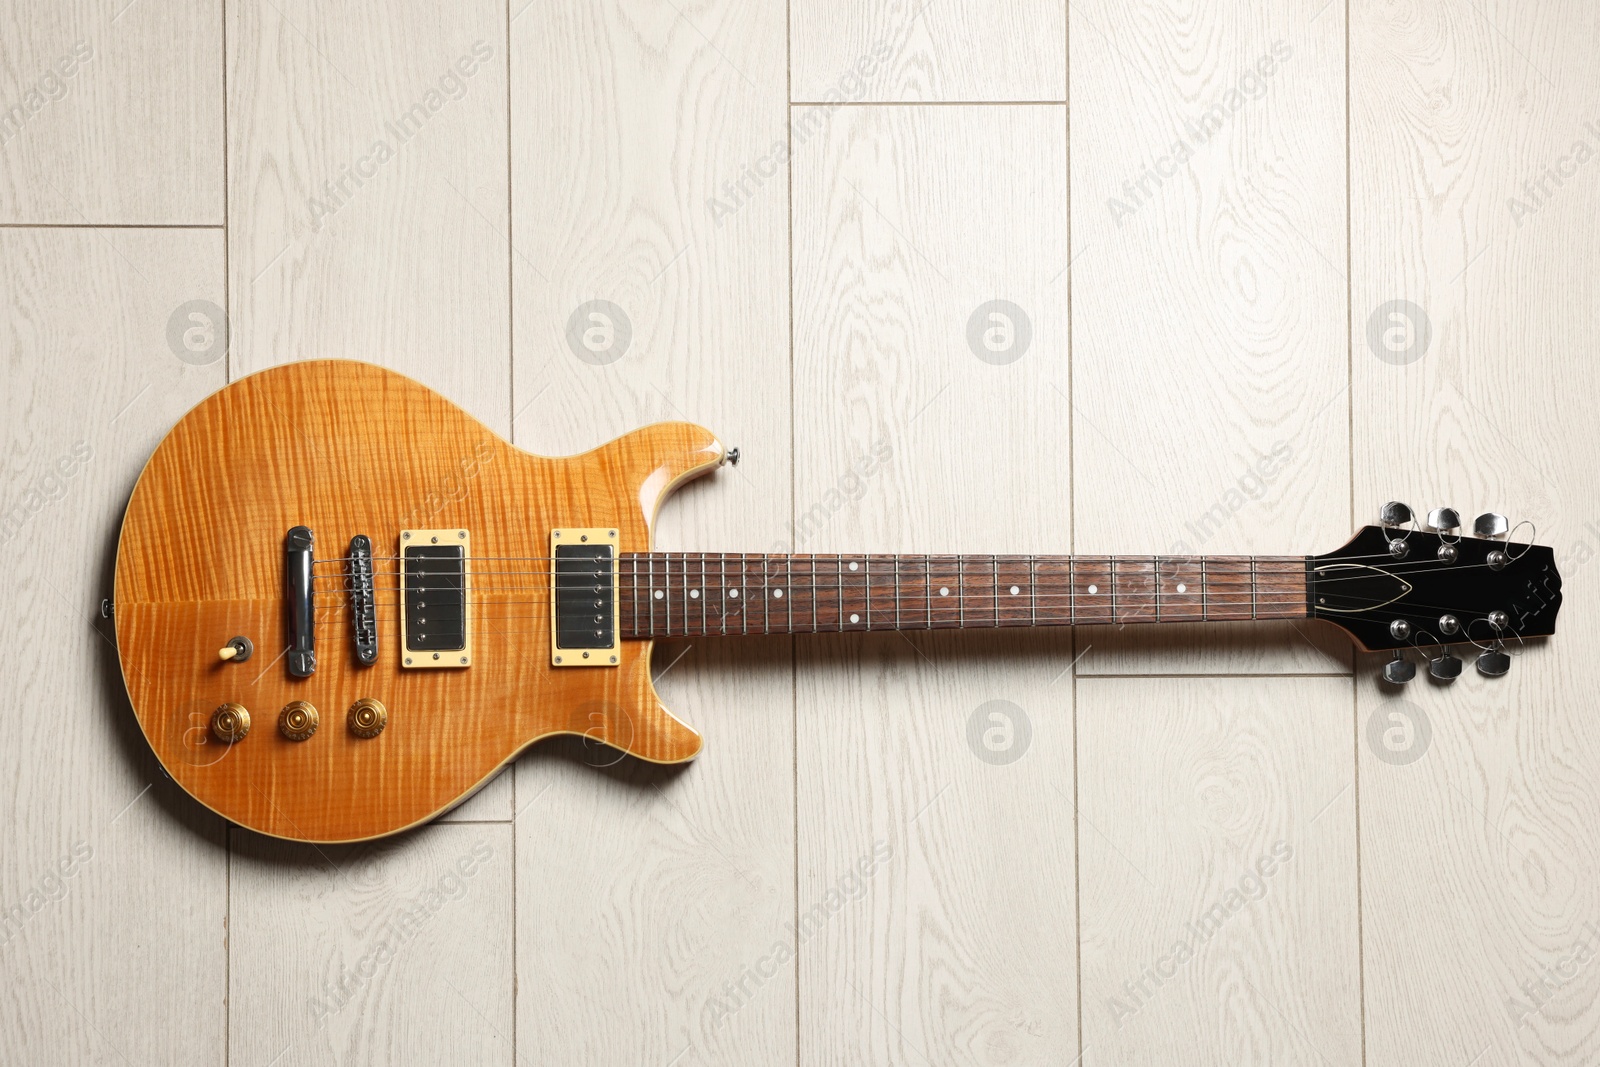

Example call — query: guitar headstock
[1310,503,1562,680]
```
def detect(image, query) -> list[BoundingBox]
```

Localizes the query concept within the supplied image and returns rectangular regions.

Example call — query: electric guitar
[110,360,1564,842]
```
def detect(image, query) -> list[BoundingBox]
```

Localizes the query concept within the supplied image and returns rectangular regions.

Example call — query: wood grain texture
[1069,0,1351,675]
[509,0,795,1060]
[0,0,222,223]
[1077,676,1360,1065]
[114,360,728,842]
[1351,2,1600,1062]
[228,0,514,819]
[792,104,1079,1062]
[226,0,508,405]
[229,823,513,1066]
[790,0,1065,103]
[0,228,227,1064]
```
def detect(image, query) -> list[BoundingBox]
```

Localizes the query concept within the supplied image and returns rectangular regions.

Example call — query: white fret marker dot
[728,589,739,598]
[850,613,860,624]
[1176,583,1186,593]
[689,589,700,599]
[848,561,859,571]
[939,586,950,596]
[774,589,784,598]
[1009,585,1020,595]
[654,590,664,600]
[1087,584,1098,594]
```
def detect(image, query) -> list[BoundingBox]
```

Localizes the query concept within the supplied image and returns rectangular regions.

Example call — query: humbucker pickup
[550,528,620,666]
[400,529,471,668]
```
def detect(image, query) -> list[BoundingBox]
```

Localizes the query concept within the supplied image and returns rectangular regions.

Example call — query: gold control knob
[347,698,387,738]
[210,703,251,743]
[278,700,319,741]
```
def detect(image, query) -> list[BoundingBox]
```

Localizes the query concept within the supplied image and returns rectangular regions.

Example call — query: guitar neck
[617,553,1309,638]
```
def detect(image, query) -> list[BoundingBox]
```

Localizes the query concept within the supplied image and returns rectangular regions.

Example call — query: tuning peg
[1428,650,1462,681]
[1473,512,1509,539]
[1379,501,1413,527]
[1476,648,1511,677]
[1382,650,1416,685]
[1425,508,1460,533]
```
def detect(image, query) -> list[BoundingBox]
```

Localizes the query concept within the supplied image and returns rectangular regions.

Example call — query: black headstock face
[1309,525,1562,652]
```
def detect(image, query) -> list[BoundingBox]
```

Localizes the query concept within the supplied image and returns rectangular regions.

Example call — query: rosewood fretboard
[616,553,1308,639]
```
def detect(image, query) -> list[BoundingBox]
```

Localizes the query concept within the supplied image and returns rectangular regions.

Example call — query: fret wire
[1158,559,1171,627]
[1200,556,1208,623]
[1029,554,1037,627]
[894,555,901,630]
[1250,557,1258,621]
[1070,556,1076,625]
[958,556,965,628]
[865,556,871,630]
[991,554,998,627]
[763,554,770,635]
[810,554,818,634]
[835,556,842,631]
[925,556,933,630]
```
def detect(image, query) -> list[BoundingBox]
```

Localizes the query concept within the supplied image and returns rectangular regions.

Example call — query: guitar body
[115,359,719,843]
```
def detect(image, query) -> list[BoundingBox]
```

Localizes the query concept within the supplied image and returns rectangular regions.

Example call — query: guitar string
[303,557,1518,594]
[306,545,1487,566]
[304,551,1501,585]
[301,568,1514,629]
[299,581,1492,626]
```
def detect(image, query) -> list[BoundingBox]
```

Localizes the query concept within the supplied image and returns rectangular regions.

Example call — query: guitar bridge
[347,534,378,665]
[400,529,471,668]
[550,528,619,666]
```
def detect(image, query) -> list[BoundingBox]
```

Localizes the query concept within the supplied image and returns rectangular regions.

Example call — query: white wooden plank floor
[2,1,1597,1064]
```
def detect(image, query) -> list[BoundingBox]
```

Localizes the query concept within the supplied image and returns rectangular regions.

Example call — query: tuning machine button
[1388,538,1409,559]
[210,703,251,743]
[1428,650,1463,681]
[278,700,319,741]
[1473,512,1509,539]
[1437,543,1459,562]
[1389,619,1411,640]
[1382,650,1416,685]
[1487,550,1508,571]
[1438,614,1460,635]
[1379,501,1413,526]
[1425,507,1460,533]
[1476,649,1511,677]
[348,698,387,738]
